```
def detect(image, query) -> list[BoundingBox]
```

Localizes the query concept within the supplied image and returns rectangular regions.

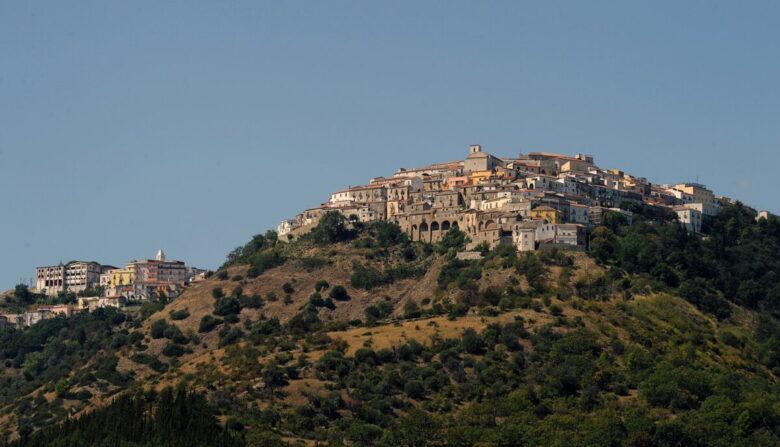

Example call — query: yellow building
[530,205,562,223]
[109,263,136,288]
[469,170,494,184]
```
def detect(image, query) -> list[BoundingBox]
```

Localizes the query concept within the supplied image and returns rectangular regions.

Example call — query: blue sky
[1,1,778,289]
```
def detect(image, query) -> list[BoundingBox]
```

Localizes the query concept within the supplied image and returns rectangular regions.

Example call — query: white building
[277,219,298,237]
[512,221,586,252]
[674,206,702,233]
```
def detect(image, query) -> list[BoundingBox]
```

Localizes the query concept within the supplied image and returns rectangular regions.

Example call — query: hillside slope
[3,206,780,446]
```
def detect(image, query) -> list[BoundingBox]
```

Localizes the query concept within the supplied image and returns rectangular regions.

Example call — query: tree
[13,284,35,305]
[461,328,485,354]
[589,227,617,264]
[403,300,421,319]
[199,315,223,333]
[263,364,288,389]
[311,211,353,244]
[314,280,330,292]
[329,285,350,301]
[214,297,241,316]
[436,228,468,254]
[151,319,169,339]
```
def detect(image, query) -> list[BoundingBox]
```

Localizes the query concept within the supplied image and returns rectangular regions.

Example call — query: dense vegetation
[592,203,780,318]
[0,308,137,438]
[7,387,243,447]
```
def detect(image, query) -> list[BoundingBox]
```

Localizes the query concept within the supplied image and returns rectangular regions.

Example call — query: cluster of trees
[9,387,244,447]
[223,230,285,278]
[206,309,779,446]
[3,285,78,311]
[590,203,780,317]
[0,308,135,435]
[308,212,355,245]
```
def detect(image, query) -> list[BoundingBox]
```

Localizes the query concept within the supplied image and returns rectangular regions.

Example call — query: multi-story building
[107,250,187,300]
[669,183,719,216]
[109,263,136,291]
[675,206,702,233]
[35,261,102,296]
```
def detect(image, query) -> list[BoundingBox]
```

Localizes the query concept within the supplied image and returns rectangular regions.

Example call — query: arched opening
[485,220,497,230]
[431,221,440,231]
[452,221,459,230]
[420,222,429,232]
[478,221,483,231]
[441,221,451,231]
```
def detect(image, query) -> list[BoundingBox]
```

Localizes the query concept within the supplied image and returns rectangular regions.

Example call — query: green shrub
[329,285,350,301]
[150,320,168,339]
[314,280,330,292]
[170,309,190,321]
[199,315,223,333]
[214,297,241,316]
[110,333,128,349]
[162,343,186,358]
[218,327,244,347]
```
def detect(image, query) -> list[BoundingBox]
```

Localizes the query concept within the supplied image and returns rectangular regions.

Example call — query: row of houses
[277,144,742,251]
[34,250,206,300]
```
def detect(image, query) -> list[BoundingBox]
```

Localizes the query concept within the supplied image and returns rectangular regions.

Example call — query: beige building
[464,145,505,173]
[36,261,102,296]
[670,183,719,216]
[78,296,126,311]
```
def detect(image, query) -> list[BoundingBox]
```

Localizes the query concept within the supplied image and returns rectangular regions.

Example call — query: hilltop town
[6,145,771,332]
[278,145,763,250]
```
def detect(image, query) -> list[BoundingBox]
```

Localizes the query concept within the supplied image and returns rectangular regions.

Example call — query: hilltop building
[35,261,103,296]
[105,250,188,300]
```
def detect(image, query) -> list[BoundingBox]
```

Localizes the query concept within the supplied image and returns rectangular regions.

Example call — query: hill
[2,204,780,446]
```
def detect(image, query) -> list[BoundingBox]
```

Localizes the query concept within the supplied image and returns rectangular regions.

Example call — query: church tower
[155,249,166,262]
